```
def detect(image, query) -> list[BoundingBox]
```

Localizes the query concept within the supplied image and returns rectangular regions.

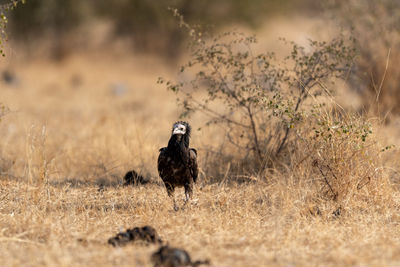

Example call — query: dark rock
[123,170,149,186]
[151,245,210,267]
[108,226,162,247]
[2,70,18,86]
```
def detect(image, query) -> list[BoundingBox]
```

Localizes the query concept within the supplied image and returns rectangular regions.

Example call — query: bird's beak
[173,128,185,135]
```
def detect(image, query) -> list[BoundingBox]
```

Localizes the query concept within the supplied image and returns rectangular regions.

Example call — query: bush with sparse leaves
[159,11,356,174]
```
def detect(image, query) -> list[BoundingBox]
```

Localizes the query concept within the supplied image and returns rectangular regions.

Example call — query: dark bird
[151,245,210,267]
[157,121,198,211]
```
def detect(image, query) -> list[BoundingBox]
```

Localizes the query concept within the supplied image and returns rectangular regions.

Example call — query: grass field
[1,36,400,266]
[1,179,400,267]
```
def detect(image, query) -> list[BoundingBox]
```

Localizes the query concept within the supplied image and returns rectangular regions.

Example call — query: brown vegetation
[0,47,399,266]
[1,4,400,265]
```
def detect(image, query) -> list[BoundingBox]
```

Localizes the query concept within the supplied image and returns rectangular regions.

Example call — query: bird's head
[172,121,190,137]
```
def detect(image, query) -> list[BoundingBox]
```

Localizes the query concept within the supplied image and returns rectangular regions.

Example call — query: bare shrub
[159,12,355,174]
[288,106,394,209]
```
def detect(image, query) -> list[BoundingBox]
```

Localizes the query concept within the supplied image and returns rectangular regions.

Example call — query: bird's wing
[189,148,198,183]
[157,147,168,178]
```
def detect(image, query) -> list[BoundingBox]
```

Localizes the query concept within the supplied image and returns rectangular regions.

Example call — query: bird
[157,121,198,211]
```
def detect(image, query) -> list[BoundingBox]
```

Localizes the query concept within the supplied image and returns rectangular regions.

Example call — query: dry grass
[1,180,400,266]
[1,47,400,266]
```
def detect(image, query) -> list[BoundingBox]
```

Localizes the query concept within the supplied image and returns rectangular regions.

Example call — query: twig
[376,48,391,102]
[313,160,338,200]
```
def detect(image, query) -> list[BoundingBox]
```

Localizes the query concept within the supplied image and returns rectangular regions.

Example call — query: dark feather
[189,148,198,183]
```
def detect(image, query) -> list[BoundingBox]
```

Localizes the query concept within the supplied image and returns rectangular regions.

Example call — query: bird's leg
[184,192,189,206]
[169,193,178,211]
[172,195,178,211]
[183,183,193,207]
[166,183,178,211]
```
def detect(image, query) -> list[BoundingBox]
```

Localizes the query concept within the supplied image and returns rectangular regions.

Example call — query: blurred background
[4,0,319,60]
[0,0,397,107]
[0,0,399,183]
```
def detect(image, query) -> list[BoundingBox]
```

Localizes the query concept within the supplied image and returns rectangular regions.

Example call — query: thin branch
[246,104,263,163]
[314,161,338,200]
[376,48,391,102]
[184,92,251,129]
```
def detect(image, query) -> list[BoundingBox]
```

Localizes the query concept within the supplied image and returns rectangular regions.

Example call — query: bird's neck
[168,135,189,150]
[168,135,190,163]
